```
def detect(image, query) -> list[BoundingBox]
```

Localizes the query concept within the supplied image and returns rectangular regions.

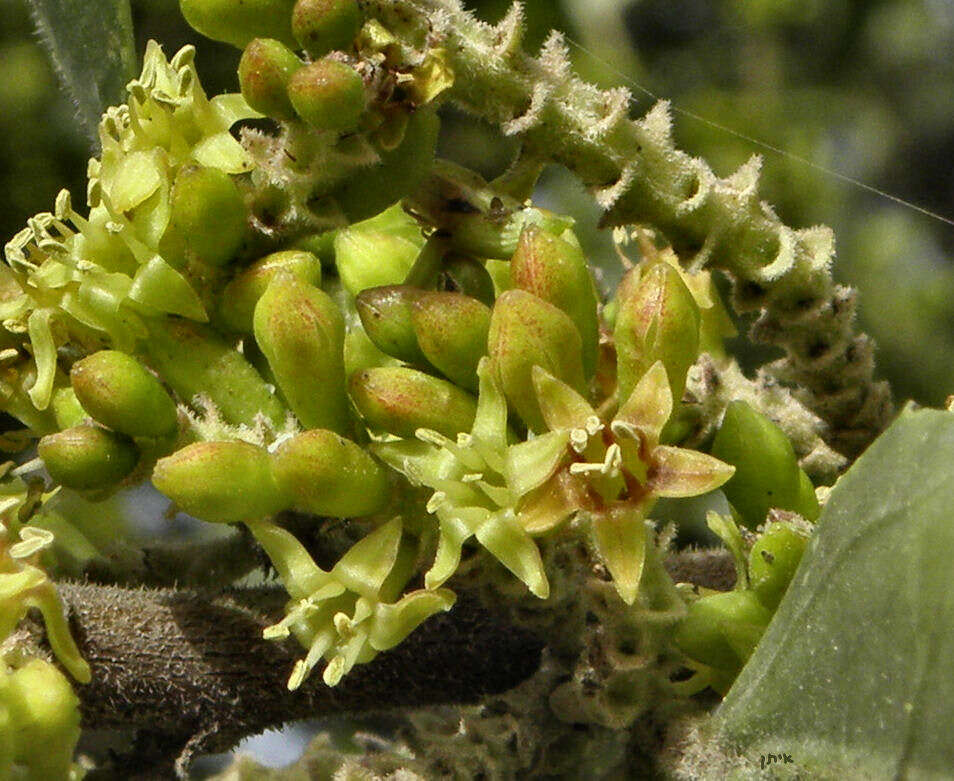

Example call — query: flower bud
[292,0,362,58]
[145,318,287,426]
[674,589,771,673]
[238,38,302,120]
[39,425,139,490]
[349,366,477,439]
[615,261,700,405]
[411,291,491,392]
[152,441,284,522]
[254,272,350,433]
[165,164,247,268]
[438,254,496,306]
[335,229,420,297]
[287,58,366,133]
[749,521,809,610]
[510,226,599,379]
[180,0,297,49]
[71,350,178,438]
[355,286,427,364]
[488,290,585,432]
[711,401,819,529]
[219,249,322,333]
[332,107,440,223]
[270,428,390,517]
[5,660,80,779]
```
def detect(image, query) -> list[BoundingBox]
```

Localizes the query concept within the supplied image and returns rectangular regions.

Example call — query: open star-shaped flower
[532,361,735,604]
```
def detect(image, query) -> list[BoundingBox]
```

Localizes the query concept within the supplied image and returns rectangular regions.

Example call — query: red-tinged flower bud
[71,350,178,438]
[152,441,284,522]
[239,38,303,120]
[219,250,322,333]
[287,58,366,133]
[355,286,428,365]
[180,0,297,49]
[292,0,362,58]
[510,226,600,379]
[412,291,491,392]
[488,290,586,432]
[270,428,390,517]
[39,425,138,491]
[253,272,350,433]
[165,164,248,268]
[348,366,477,439]
[615,261,700,405]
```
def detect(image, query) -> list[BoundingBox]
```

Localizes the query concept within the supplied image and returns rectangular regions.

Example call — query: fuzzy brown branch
[15,583,544,777]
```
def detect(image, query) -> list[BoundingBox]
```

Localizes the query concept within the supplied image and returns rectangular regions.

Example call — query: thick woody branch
[15,583,544,776]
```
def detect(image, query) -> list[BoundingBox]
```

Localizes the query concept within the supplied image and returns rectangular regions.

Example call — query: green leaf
[28,0,137,149]
[709,409,954,777]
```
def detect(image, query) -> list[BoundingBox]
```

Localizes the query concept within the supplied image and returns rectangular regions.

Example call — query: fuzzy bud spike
[488,289,586,432]
[615,260,700,405]
[39,425,138,491]
[270,429,391,517]
[152,441,284,522]
[411,291,491,392]
[510,225,600,379]
[71,350,178,438]
[254,272,350,433]
[349,366,478,439]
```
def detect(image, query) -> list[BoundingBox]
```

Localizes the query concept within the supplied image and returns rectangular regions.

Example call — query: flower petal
[649,446,735,498]
[614,360,672,446]
[590,506,647,605]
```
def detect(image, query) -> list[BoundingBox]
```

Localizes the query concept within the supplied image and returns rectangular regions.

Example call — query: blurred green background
[3,0,954,405]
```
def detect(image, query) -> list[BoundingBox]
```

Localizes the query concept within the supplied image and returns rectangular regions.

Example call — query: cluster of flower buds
[0,0,827,697]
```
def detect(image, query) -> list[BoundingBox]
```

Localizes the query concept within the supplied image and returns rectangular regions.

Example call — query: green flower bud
[711,401,820,529]
[674,589,772,673]
[39,425,138,490]
[5,660,81,779]
[270,428,390,517]
[335,229,421,297]
[165,164,247,268]
[510,226,600,379]
[71,350,178,438]
[615,260,700,405]
[145,318,287,427]
[238,38,302,120]
[152,441,284,522]
[349,366,477,439]
[180,0,297,49]
[292,0,362,58]
[219,250,322,333]
[749,521,809,610]
[355,286,427,364]
[254,272,350,433]
[287,58,366,133]
[332,107,440,223]
[488,289,586,432]
[411,291,491,392]
[438,254,496,307]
